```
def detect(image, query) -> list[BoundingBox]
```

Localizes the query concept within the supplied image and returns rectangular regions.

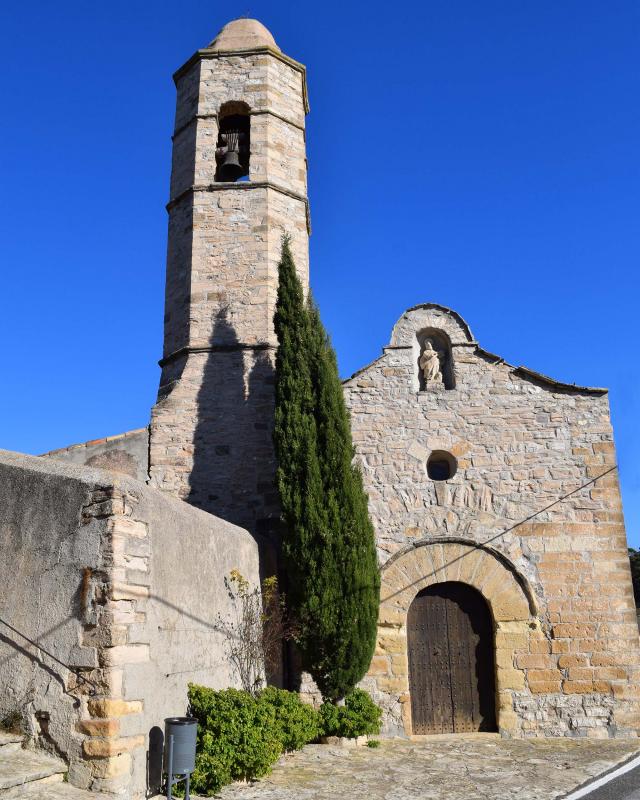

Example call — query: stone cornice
[173,46,310,114]
[344,343,608,395]
[251,107,306,132]
[159,343,276,368]
[512,365,608,395]
[172,107,306,141]
[167,180,311,234]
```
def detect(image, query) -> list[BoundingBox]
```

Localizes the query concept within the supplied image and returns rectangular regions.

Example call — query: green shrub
[367,739,380,748]
[187,684,322,795]
[187,685,281,795]
[318,700,341,736]
[319,689,382,738]
[259,686,321,752]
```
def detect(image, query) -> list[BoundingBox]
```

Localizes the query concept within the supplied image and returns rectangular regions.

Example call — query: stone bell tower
[149,19,310,536]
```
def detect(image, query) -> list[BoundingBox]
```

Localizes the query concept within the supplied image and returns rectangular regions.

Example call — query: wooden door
[407,582,496,734]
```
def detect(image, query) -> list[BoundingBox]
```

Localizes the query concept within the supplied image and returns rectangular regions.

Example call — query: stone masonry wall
[0,449,259,796]
[150,45,309,533]
[344,304,640,739]
[41,427,150,483]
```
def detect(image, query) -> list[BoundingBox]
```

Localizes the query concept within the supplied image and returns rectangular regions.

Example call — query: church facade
[345,303,640,737]
[3,17,640,796]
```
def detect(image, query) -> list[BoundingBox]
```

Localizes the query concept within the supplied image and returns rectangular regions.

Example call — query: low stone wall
[0,449,259,796]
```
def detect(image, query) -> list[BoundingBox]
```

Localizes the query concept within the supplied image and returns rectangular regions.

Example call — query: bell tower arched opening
[215,101,251,182]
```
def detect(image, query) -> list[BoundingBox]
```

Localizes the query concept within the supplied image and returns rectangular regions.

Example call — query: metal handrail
[0,616,99,695]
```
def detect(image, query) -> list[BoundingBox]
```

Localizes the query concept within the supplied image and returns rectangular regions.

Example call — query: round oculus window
[427,450,457,481]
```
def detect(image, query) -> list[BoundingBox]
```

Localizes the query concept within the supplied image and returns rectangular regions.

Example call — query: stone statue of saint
[419,340,444,384]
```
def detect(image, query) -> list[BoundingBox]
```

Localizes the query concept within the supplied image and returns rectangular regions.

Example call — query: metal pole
[185,771,191,800]
[166,734,174,800]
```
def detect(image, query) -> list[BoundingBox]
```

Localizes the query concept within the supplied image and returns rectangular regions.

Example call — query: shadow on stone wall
[186,307,286,686]
[187,307,278,535]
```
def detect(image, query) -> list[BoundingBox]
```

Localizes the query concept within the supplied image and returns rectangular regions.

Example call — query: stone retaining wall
[0,450,259,796]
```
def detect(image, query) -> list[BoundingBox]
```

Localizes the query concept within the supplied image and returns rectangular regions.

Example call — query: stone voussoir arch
[370,537,541,737]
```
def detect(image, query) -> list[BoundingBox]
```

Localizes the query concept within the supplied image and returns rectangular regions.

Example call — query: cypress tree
[272,237,326,666]
[305,297,380,700]
[273,237,380,701]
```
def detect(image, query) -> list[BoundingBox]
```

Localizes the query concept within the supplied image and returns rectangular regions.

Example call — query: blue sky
[1,2,638,544]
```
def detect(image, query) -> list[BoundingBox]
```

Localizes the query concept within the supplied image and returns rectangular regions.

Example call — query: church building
[1,16,639,797]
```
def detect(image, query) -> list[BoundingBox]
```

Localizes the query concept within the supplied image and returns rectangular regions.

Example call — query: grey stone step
[0,733,23,756]
[1,777,113,799]
[0,747,66,790]
[0,733,23,747]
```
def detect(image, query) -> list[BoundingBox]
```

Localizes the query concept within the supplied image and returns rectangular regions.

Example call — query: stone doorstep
[409,732,501,742]
[319,735,369,747]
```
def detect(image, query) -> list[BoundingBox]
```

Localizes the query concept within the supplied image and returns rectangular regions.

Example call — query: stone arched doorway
[407,582,496,734]
[368,539,539,737]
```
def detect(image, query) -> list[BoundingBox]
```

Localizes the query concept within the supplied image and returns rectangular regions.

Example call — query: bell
[217,129,245,181]
[219,148,244,181]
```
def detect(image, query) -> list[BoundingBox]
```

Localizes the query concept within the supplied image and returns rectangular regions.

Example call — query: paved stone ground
[211,735,640,800]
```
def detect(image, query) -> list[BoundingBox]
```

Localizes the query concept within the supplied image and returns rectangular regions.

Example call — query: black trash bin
[164,716,197,799]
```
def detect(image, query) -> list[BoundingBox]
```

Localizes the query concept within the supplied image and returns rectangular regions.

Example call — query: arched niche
[215,101,251,182]
[416,328,455,390]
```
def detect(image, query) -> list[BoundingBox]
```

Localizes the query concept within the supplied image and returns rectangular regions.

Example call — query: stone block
[390,653,408,676]
[515,654,555,670]
[562,681,595,694]
[497,667,525,690]
[495,631,528,651]
[369,655,389,675]
[498,708,520,734]
[495,649,515,670]
[68,645,99,669]
[88,698,143,718]
[83,735,145,758]
[527,669,562,683]
[490,588,530,622]
[529,680,562,694]
[530,639,552,654]
[78,718,120,737]
[89,753,132,779]
[558,655,588,669]
[377,633,405,654]
[109,517,148,539]
[101,644,150,666]
[613,711,640,729]
[553,623,596,639]
[568,667,595,681]
[377,676,408,694]
[378,607,405,628]
[111,582,150,601]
